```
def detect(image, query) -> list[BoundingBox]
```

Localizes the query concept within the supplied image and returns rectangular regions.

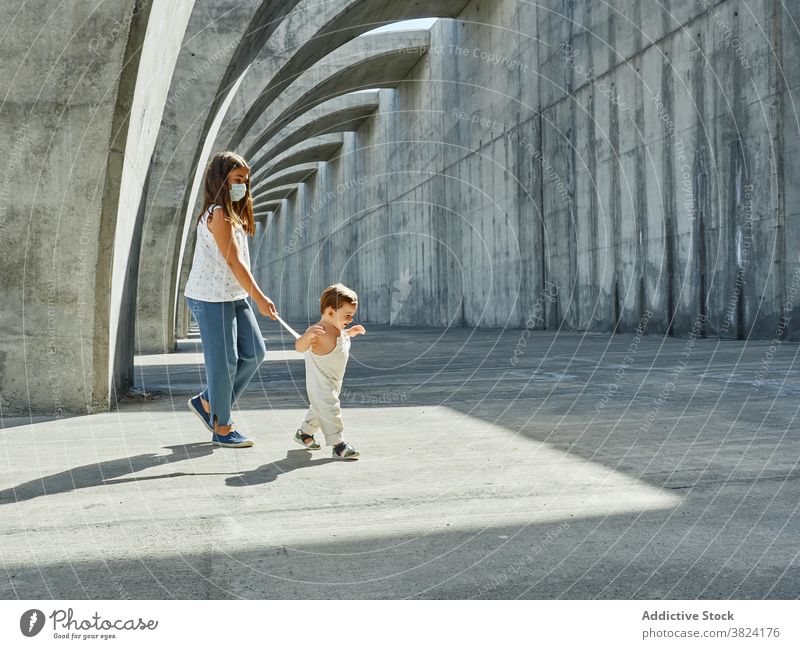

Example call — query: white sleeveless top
[184,204,250,302]
[305,333,351,391]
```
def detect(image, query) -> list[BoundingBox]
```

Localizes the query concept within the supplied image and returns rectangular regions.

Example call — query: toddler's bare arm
[344,325,366,338]
[295,324,326,353]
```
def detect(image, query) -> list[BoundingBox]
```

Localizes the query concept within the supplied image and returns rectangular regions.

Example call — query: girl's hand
[346,325,366,337]
[256,294,278,320]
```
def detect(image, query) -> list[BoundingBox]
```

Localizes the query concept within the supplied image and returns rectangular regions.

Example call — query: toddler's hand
[306,325,326,352]
[347,325,366,337]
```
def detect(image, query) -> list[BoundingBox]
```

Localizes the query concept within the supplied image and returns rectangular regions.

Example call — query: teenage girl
[184,151,278,447]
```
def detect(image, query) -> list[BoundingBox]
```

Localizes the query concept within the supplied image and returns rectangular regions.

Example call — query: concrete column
[0,1,192,415]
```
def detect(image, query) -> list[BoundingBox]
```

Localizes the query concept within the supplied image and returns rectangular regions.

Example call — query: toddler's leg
[299,409,321,436]
[293,409,322,450]
[308,389,344,446]
[305,365,348,448]
[307,388,358,460]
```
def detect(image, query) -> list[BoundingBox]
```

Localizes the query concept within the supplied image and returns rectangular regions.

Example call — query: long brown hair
[197,151,255,236]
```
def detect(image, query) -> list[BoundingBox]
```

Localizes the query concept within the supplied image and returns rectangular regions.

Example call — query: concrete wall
[253,0,798,341]
[0,1,192,415]
[782,1,800,337]
[0,1,141,415]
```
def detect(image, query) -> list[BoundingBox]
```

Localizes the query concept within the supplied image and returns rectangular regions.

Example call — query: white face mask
[230,183,247,202]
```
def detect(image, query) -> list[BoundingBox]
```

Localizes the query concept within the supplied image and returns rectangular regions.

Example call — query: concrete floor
[1,322,798,599]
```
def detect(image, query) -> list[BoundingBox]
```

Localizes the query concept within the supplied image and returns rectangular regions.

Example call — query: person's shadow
[0,442,217,504]
[226,449,336,486]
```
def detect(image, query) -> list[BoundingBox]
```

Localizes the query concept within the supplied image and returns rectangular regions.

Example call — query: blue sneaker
[212,430,254,448]
[188,395,212,432]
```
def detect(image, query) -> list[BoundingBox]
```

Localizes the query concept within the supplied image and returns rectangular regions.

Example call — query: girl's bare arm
[209,208,277,319]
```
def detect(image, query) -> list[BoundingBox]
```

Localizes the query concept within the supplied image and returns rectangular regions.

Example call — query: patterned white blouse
[184,204,250,302]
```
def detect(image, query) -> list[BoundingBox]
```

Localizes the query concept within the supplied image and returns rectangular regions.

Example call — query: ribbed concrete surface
[1,323,797,598]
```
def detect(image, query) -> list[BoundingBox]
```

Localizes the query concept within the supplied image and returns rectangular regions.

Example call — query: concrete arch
[242,30,430,162]
[0,0,194,414]
[173,1,469,341]
[106,2,196,404]
[225,0,471,151]
[258,134,345,181]
[251,163,319,197]
[254,203,282,220]
[135,0,305,354]
[253,184,298,207]
[249,91,380,175]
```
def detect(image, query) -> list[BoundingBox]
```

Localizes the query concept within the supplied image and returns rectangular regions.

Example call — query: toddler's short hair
[320,283,358,314]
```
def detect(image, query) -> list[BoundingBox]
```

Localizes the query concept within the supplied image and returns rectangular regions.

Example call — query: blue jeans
[186,297,266,428]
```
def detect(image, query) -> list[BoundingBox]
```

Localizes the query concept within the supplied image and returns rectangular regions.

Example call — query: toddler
[294,283,365,460]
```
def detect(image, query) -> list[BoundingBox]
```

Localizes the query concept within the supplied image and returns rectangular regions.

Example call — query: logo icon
[20,609,45,637]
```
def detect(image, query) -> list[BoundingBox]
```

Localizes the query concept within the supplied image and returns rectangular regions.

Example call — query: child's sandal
[294,430,321,450]
[332,442,360,461]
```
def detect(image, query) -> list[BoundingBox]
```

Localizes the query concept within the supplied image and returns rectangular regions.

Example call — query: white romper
[300,333,351,445]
